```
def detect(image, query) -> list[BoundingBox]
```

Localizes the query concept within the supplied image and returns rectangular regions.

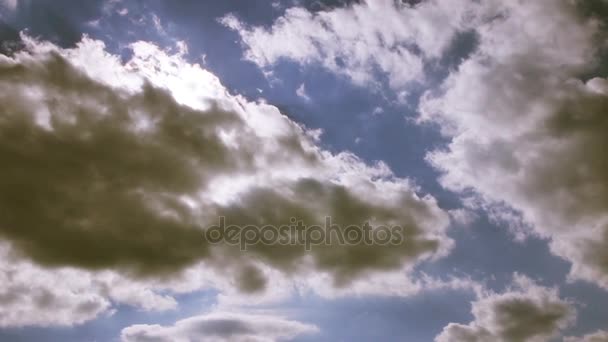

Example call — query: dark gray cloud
[0,36,451,296]
[0,50,248,275]
[210,178,444,287]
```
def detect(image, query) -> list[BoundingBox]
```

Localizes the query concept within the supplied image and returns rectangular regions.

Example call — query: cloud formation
[226,0,608,292]
[565,330,608,342]
[419,0,608,289]
[0,244,110,327]
[121,312,318,342]
[0,34,455,325]
[0,240,188,327]
[435,274,575,342]
[225,0,608,291]
[221,0,479,89]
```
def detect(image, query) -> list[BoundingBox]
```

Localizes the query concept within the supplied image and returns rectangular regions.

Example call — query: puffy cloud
[0,38,246,275]
[420,0,608,288]
[226,0,608,290]
[0,240,187,327]
[0,235,478,327]
[0,34,454,325]
[435,274,575,342]
[564,330,608,342]
[225,0,608,291]
[221,0,480,89]
[0,242,110,327]
[120,312,318,342]
[209,265,483,307]
[224,0,608,290]
[448,208,478,227]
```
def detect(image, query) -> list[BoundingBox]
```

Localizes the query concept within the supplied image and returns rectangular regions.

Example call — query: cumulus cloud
[0,243,110,327]
[448,208,478,227]
[565,330,608,342]
[221,0,480,89]
[419,0,608,289]
[0,33,455,325]
[121,312,318,342]
[224,0,608,290]
[0,38,247,275]
[226,0,608,292]
[224,0,608,292]
[435,274,575,342]
[0,239,192,327]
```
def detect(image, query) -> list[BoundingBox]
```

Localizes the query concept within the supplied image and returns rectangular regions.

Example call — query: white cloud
[221,0,481,90]
[564,330,608,342]
[121,312,318,342]
[296,82,311,102]
[435,274,575,342]
[419,0,608,289]
[0,243,111,327]
[221,0,608,293]
[448,208,478,227]
[0,241,187,327]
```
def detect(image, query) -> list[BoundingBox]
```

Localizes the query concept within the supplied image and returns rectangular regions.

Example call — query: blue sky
[0,1,608,341]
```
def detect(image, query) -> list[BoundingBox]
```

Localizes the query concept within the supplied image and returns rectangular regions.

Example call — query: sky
[0,0,607,341]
